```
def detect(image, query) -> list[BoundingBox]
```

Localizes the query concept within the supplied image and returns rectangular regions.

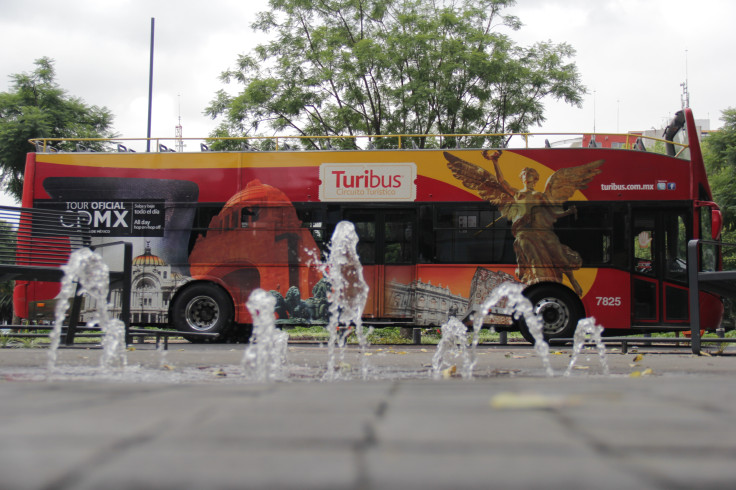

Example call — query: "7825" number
[596,296,621,306]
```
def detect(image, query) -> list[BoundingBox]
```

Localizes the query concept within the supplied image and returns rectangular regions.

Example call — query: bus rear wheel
[517,286,582,344]
[171,283,233,342]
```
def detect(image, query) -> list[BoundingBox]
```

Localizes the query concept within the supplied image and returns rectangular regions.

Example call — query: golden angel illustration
[444,150,603,296]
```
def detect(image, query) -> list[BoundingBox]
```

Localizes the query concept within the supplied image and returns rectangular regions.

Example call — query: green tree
[704,109,736,228]
[0,57,115,200]
[703,108,736,268]
[205,0,585,149]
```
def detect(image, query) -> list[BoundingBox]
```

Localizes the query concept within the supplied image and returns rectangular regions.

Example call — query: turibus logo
[319,163,417,201]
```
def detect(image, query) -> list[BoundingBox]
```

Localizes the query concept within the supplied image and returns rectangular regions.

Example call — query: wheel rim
[533,297,571,336]
[184,295,220,331]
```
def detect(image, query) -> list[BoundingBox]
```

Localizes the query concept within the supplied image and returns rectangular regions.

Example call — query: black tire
[517,286,582,344]
[171,283,234,341]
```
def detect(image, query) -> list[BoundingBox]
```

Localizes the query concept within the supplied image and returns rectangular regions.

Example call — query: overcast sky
[1,0,734,204]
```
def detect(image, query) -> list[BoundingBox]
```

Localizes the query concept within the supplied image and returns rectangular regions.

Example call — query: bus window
[343,212,376,264]
[664,213,688,281]
[700,206,717,272]
[241,207,260,228]
[633,214,656,276]
[384,212,414,264]
[295,204,326,251]
[188,204,226,253]
[418,205,435,263]
[434,204,512,264]
[611,208,628,269]
[554,203,613,266]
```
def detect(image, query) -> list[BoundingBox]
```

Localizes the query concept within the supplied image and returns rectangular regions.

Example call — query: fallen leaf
[215,369,227,377]
[552,351,564,355]
[701,351,712,357]
[161,364,174,371]
[442,365,457,379]
[127,347,136,352]
[490,392,579,410]
[420,348,428,353]
[364,352,373,356]
[630,371,642,378]
[573,366,589,370]
[633,354,644,363]
[642,368,653,376]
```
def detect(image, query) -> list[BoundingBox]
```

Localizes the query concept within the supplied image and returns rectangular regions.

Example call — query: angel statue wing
[543,160,604,204]
[443,151,515,215]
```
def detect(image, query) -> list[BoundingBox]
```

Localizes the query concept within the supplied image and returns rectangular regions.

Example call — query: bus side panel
[580,269,631,330]
[21,153,36,208]
[15,153,64,319]
[14,153,37,319]
[699,291,724,329]
[396,264,517,326]
[361,265,379,318]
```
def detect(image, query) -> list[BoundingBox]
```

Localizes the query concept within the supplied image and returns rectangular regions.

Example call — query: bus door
[631,208,690,326]
[342,209,416,320]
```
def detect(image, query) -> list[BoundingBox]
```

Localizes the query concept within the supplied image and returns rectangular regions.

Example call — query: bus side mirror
[712,209,723,240]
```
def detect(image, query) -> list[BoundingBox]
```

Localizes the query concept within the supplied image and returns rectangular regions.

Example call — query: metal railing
[687,239,736,354]
[0,206,132,346]
[28,131,690,155]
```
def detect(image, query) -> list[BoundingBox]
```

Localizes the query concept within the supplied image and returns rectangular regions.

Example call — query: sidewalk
[2,344,736,489]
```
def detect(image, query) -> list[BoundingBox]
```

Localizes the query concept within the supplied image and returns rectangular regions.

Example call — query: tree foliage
[704,108,736,231]
[703,108,736,269]
[0,58,115,201]
[206,0,585,149]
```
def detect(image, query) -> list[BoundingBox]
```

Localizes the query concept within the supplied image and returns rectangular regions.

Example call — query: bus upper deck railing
[28,131,690,157]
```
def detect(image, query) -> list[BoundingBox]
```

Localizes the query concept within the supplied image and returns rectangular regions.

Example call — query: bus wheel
[518,286,581,344]
[171,283,233,342]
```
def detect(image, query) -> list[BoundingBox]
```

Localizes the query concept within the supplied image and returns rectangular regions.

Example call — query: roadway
[1,342,736,489]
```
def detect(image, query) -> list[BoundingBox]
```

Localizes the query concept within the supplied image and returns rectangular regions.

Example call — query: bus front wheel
[517,286,582,344]
[171,283,234,342]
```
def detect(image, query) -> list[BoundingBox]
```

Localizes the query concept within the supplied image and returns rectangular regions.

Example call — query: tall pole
[146,18,155,152]
[592,89,596,133]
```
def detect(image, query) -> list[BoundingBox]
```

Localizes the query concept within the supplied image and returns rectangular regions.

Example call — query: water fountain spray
[565,317,609,376]
[431,317,471,379]
[310,221,370,380]
[47,248,127,372]
[242,288,289,382]
[473,282,554,377]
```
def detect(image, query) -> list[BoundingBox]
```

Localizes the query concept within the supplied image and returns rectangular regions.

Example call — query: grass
[284,325,525,345]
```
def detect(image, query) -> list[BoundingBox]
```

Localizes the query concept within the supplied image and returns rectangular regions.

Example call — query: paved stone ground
[2,343,736,489]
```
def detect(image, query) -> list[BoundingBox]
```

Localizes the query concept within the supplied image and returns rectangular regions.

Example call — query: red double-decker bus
[17,108,723,342]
